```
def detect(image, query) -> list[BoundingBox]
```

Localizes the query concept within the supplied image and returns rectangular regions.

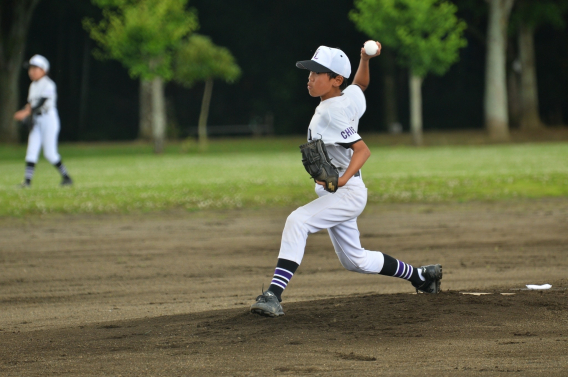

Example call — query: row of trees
[351,0,567,145]
[1,0,567,147]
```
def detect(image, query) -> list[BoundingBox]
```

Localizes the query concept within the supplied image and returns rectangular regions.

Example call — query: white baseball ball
[364,41,378,56]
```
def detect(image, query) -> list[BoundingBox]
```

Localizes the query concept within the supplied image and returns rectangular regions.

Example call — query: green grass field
[1,137,567,217]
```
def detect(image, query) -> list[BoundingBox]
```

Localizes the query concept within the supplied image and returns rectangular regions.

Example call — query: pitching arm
[352,41,382,92]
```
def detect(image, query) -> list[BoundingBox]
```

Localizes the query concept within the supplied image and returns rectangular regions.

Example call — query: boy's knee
[44,152,59,165]
[337,254,373,273]
[344,261,366,273]
[339,260,360,272]
[285,209,307,229]
[282,209,313,241]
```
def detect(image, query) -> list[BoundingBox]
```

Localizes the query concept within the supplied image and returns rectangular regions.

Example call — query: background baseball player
[13,55,73,188]
[251,42,442,317]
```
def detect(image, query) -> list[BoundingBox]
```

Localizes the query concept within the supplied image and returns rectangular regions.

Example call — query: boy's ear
[332,75,344,88]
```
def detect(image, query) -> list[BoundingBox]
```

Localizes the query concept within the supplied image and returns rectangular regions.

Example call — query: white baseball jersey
[27,76,57,113]
[307,85,366,171]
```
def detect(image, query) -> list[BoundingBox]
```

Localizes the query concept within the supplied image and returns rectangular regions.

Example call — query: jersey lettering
[340,126,357,139]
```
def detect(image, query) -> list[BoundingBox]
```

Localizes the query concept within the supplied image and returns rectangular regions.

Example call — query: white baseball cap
[25,54,50,72]
[296,46,351,79]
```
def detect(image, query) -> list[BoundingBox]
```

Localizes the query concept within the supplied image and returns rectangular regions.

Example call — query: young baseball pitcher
[13,54,73,188]
[250,42,442,317]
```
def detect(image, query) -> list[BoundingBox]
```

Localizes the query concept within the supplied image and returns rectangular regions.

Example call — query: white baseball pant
[278,175,386,273]
[25,110,61,164]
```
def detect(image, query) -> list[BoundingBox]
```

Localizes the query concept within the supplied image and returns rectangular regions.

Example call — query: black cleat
[18,181,31,188]
[413,264,443,294]
[61,176,73,186]
[250,290,284,317]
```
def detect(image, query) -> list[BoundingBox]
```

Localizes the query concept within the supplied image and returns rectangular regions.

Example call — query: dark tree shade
[15,0,568,142]
[0,0,41,142]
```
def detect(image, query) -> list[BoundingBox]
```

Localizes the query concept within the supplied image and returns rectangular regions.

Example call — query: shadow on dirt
[1,288,567,376]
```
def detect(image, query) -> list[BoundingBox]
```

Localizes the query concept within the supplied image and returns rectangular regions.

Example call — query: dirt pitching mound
[1,199,567,375]
[1,288,567,376]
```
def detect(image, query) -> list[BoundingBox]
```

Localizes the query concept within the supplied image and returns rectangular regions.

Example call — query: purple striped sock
[270,267,294,290]
[267,258,299,301]
[393,260,414,280]
[379,254,422,286]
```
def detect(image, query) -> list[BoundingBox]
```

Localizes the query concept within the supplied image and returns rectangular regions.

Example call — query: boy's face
[28,66,46,81]
[307,71,343,99]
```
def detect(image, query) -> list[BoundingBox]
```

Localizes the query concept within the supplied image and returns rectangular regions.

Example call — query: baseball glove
[299,139,339,193]
[21,98,46,133]
[21,115,34,133]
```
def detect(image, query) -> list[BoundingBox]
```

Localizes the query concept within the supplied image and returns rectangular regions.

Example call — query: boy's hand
[14,108,31,121]
[317,176,348,188]
[361,41,382,60]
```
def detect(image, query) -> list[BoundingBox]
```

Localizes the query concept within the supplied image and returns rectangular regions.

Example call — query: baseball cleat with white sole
[413,264,443,294]
[250,290,285,317]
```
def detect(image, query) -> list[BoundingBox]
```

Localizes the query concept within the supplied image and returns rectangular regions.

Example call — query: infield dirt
[1,199,567,376]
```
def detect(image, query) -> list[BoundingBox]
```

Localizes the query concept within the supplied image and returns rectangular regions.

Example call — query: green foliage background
[350,0,467,77]
[84,0,199,80]
[174,34,241,87]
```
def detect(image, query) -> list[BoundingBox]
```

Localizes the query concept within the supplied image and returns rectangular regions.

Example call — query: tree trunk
[484,0,515,141]
[507,63,521,128]
[518,23,542,130]
[198,78,213,151]
[139,79,153,140]
[150,76,166,153]
[0,65,20,142]
[0,0,41,142]
[409,72,423,146]
[382,49,399,132]
[78,35,91,138]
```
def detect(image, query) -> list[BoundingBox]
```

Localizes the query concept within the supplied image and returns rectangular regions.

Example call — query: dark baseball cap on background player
[296,46,351,78]
[23,54,50,73]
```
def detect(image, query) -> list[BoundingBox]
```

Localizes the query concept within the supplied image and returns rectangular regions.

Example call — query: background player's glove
[20,98,46,133]
[21,115,34,133]
[299,139,339,193]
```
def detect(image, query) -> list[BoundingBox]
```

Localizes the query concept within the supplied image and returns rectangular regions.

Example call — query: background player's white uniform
[278,85,385,273]
[17,54,72,187]
[26,75,62,165]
